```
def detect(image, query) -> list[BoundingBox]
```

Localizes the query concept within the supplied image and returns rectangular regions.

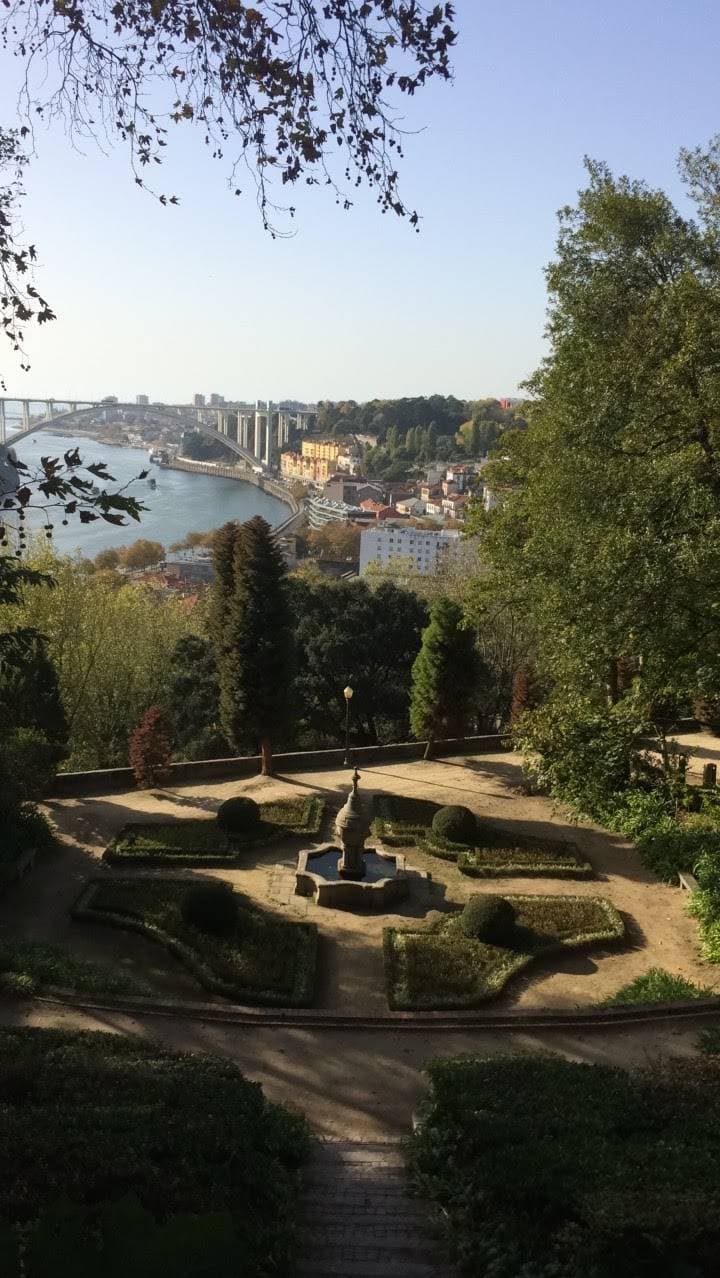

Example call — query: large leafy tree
[288,575,427,746]
[468,144,720,716]
[2,546,195,768]
[209,516,292,774]
[410,596,480,756]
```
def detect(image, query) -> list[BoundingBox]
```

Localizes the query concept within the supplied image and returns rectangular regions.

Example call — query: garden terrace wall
[51,735,507,797]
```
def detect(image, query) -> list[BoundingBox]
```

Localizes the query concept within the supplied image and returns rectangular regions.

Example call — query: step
[297,1261,456,1278]
[300,1226,435,1251]
[301,1204,429,1226]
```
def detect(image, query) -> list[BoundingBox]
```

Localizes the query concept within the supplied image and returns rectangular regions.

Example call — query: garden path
[17,751,713,1010]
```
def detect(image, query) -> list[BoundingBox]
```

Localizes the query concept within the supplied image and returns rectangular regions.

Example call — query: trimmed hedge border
[384,895,625,1011]
[456,847,594,880]
[103,796,325,866]
[72,880,318,1007]
[375,794,593,877]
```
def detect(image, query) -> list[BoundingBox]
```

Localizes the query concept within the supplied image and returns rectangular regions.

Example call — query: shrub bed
[105,795,325,864]
[457,843,593,878]
[384,894,624,1010]
[372,794,441,846]
[0,808,56,889]
[604,967,715,1005]
[408,1052,720,1277]
[0,1025,311,1276]
[373,792,592,875]
[0,941,151,998]
[73,878,317,1006]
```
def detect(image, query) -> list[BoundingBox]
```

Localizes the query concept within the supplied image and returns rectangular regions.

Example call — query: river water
[3,431,287,556]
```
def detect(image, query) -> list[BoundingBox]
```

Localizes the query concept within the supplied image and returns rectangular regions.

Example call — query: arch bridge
[0,398,316,470]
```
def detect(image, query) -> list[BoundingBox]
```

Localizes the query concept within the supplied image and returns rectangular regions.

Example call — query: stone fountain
[295,769,411,910]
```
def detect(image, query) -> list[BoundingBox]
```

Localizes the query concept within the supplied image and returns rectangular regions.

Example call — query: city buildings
[136,394,149,406]
[193,393,206,407]
[281,438,341,484]
[359,525,463,575]
[306,495,375,528]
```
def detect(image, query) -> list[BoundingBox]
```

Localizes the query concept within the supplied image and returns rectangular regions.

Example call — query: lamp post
[343,685,354,767]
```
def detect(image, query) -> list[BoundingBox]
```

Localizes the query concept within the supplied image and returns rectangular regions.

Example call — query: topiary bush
[431,805,477,845]
[216,796,261,835]
[181,882,238,936]
[460,894,516,944]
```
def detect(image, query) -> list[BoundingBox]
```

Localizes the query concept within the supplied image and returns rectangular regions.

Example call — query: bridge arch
[1,403,265,471]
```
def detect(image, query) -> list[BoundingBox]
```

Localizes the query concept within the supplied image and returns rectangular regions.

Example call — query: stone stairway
[297,1140,457,1278]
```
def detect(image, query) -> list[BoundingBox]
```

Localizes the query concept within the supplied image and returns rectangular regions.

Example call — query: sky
[1,0,719,404]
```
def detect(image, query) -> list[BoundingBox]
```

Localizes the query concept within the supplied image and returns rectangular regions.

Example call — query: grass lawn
[373,793,592,877]
[105,795,325,864]
[0,1026,311,1277]
[409,1052,720,1277]
[384,894,624,1009]
[73,877,317,1006]
[0,940,152,998]
[604,966,716,1005]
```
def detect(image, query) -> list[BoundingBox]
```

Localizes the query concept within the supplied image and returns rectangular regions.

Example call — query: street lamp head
[343,685,354,701]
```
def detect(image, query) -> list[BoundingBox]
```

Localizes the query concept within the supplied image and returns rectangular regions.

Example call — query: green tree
[0,633,67,748]
[410,597,480,758]
[2,547,194,768]
[468,146,720,722]
[288,576,427,747]
[209,517,292,774]
[163,634,228,760]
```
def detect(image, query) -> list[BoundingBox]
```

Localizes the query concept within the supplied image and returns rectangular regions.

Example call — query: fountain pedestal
[336,769,368,879]
[295,770,414,911]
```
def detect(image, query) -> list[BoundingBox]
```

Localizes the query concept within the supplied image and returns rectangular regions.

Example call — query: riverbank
[169,454,300,515]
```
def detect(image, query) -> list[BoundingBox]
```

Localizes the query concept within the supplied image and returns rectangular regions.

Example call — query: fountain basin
[296,844,409,911]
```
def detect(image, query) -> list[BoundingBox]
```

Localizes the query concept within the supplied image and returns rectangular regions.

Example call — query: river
[2,431,288,556]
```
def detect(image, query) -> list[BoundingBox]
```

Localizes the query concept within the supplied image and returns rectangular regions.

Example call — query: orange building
[280,438,341,484]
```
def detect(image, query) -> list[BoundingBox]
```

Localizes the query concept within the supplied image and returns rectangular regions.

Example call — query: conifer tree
[209,516,292,775]
[410,598,479,758]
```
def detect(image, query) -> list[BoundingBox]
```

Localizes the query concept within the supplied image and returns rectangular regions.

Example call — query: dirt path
[1,997,708,1139]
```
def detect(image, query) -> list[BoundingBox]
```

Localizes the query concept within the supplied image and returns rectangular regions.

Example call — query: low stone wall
[51,734,507,797]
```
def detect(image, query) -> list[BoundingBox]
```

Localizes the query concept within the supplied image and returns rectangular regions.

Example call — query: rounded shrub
[460,894,516,944]
[216,796,261,835]
[181,882,239,936]
[431,805,477,845]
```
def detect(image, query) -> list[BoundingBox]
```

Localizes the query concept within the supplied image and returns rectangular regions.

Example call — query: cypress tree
[209,516,292,775]
[410,598,479,759]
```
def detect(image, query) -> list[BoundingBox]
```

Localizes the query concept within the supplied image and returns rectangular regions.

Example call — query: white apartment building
[359,524,462,576]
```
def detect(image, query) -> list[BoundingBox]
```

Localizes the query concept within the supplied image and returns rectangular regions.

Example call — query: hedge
[0,940,151,998]
[373,793,592,876]
[384,894,624,1010]
[104,795,325,865]
[0,1026,311,1277]
[73,878,317,1007]
[409,1053,720,1276]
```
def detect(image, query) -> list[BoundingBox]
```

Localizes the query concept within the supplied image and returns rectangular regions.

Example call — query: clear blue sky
[1,0,719,403]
